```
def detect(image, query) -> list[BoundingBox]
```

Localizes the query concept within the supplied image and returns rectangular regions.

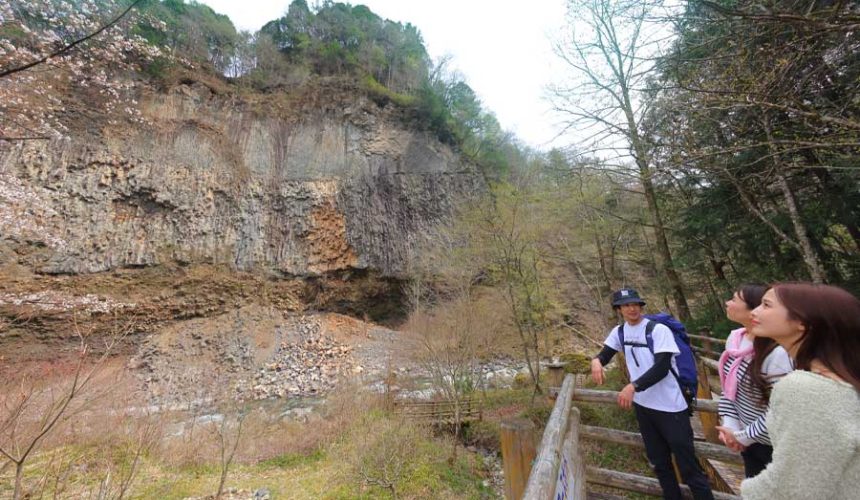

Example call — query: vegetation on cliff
[1,0,521,179]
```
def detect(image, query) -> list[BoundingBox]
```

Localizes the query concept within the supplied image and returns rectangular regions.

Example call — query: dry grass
[1,370,493,499]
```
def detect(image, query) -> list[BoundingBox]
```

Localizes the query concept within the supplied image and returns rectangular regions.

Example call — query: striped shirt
[718,336,793,446]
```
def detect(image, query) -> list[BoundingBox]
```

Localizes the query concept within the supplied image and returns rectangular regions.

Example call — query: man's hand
[716,426,747,452]
[590,358,605,385]
[617,383,635,410]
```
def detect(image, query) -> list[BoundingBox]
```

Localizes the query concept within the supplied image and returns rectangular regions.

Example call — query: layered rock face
[0,82,484,277]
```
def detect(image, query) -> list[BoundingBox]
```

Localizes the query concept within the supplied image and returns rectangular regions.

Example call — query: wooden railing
[688,333,727,344]
[522,375,585,500]
[689,330,726,360]
[394,397,482,424]
[505,373,742,500]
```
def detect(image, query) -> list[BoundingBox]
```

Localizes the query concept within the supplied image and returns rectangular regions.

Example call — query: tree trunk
[217,464,228,499]
[595,234,614,294]
[641,218,678,316]
[594,235,616,328]
[637,161,691,321]
[774,172,826,283]
[723,167,805,251]
[702,265,724,313]
[705,244,731,295]
[14,461,24,500]
[761,117,827,283]
[624,101,690,321]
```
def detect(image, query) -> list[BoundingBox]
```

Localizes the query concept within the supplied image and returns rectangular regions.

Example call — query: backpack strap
[619,322,650,368]
[618,322,649,348]
[645,319,683,384]
[644,320,656,353]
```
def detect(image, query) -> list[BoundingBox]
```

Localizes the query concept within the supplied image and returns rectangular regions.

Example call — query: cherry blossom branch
[0,0,146,79]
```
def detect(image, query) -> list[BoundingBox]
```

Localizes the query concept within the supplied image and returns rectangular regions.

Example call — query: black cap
[611,288,646,307]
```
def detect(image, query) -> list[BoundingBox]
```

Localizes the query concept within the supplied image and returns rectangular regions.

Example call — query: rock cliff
[0,79,485,277]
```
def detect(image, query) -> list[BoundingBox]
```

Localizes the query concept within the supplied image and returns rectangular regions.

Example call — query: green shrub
[559,352,592,374]
[141,57,173,81]
[461,420,501,450]
[520,403,553,427]
[362,75,415,107]
[512,372,531,389]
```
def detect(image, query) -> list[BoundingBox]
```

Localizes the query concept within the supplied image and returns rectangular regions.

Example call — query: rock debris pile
[131,308,362,404]
[242,316,356,399]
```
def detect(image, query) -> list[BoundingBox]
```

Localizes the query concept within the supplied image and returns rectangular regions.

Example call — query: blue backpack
[618,312,698,413]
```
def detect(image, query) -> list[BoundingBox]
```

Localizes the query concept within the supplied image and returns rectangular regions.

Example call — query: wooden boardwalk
[707,459,744,495]
[692,388,744,495]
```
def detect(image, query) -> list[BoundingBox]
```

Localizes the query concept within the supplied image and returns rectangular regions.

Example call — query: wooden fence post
[523,375,580,499]
[501,418,537,500]
[697,358,721,444]
[699,328,713,356]
[546,362,567,399]
[565,406,586,500]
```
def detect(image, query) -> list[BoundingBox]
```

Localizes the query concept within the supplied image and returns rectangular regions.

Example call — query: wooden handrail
[586,466,740,499]
[580,425,742,464]
[522,374,585,500]
[572,388,719,413]
[692,346,723,357]
[688,334,727,344]
[523,375,585,500]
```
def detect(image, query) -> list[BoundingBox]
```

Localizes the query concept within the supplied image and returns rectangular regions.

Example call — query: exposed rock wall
[0,82,484,276]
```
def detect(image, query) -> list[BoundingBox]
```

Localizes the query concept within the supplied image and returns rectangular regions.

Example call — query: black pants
[634,404,714,500]
[741,442,773,478]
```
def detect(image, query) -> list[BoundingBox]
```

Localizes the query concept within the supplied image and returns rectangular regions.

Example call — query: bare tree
[406,238,484,459]
[351,415,426,500]
[213,405,249,500]
[0,320,129,500]
[551,0,691,320]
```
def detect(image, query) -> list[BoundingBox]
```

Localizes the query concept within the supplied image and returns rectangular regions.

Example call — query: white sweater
[741,371,860,499]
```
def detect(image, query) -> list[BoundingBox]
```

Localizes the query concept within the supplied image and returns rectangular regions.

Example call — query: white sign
[553,450,576,500]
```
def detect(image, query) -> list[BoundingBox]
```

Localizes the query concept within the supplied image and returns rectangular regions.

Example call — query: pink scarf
[718,327,755,401]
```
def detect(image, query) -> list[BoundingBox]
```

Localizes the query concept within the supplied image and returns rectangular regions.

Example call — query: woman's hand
[716,425,747,452]
[590,358,605,385]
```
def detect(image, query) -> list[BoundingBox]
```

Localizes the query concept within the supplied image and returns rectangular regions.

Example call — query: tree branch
[0,0,146,79]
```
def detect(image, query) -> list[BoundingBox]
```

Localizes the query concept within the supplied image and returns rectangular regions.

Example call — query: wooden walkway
[692,388,744,496]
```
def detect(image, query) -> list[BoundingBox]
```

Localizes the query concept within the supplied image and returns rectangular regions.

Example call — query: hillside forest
[1,0,858,498]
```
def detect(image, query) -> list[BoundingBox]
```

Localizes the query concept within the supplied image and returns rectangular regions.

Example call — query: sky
[197,0,571,151]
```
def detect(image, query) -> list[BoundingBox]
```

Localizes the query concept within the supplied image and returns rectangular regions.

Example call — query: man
[591,288,714,500]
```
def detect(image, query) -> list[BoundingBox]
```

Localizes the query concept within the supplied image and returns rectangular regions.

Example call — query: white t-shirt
[604,320,687,412]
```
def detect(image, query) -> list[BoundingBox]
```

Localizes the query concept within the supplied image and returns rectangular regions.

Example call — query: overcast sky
[198,0,570,151]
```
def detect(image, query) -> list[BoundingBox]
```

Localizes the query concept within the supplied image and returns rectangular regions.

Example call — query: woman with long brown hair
[715,284,792,478]
[741,283,860,499]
